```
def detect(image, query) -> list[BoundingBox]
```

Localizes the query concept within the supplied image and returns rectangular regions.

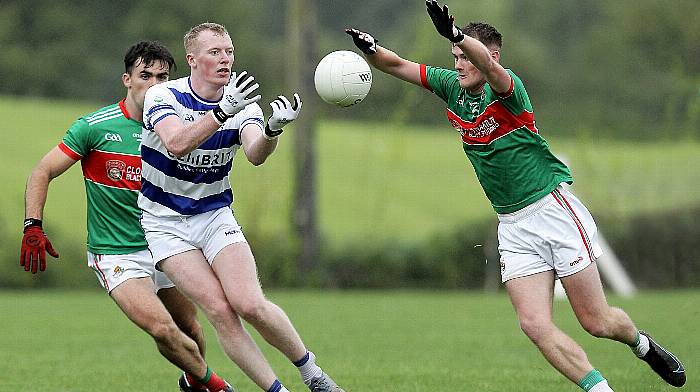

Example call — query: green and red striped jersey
[59,100,147,254]
[420,65,573,214]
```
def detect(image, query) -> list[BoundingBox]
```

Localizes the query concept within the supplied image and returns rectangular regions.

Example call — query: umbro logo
[570,256,583,267]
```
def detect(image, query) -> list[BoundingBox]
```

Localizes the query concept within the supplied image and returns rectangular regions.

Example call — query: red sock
[199,368,226,391]
[185,373,207,389]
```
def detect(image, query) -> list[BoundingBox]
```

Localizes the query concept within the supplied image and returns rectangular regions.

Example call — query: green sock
[198,367,213,384]
[628,330,640,347]
[578,369,606,391]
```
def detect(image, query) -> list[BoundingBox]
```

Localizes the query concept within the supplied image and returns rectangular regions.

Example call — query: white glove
[212,71,261,124]
[264,93,302,140]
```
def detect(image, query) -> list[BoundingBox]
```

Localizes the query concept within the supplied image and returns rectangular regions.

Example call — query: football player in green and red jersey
[21,41,233,392]
[346,1,685,391]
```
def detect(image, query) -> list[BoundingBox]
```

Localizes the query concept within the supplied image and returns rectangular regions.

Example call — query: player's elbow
[164,143,189,158]
[248,155,267,166]
[161,136,194,158]
[28,165,51,185]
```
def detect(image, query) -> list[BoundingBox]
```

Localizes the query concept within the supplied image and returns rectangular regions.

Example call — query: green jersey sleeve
[62,117,93,158]
[490,70,533,116]
[423,65,461,104]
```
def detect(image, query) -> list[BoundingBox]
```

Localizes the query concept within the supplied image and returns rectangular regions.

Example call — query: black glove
[345,28,379,55]
[426,0,465,43]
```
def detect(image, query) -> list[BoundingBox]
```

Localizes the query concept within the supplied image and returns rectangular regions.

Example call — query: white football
[314,51,372,107]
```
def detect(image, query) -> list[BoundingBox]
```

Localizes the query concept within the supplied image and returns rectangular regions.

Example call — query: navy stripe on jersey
[241,118,265,130]
[141,179,233,215]
[169,88,218,112]
[199,128,242,150]
[151,113,177,129]
[147,104,175,116]
[142,145,232,184]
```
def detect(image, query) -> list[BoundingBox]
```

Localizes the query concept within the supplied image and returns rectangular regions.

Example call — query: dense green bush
[6,208,700,290]
[602,208,700,289]
[276,207,700,290]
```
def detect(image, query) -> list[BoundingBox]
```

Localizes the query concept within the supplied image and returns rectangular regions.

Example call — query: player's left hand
[20,224,59,274]
[264,93,302,140]
[426,0,465,43]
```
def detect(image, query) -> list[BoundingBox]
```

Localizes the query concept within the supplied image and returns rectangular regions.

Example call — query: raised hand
[212,71,262,124]
[264,93,302,139]
[426,0,465,43]
[345,28,379,55]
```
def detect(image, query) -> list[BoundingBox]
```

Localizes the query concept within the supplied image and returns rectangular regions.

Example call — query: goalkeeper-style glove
[212,71,262,124]
[426,0,465,43]
[264,93,302,140]
[20,218,59,274]
[345,28,379,55]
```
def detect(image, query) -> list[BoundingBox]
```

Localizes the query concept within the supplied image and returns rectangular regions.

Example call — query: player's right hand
[345,28,379,55]
[214,71,262,123]
[20,222,59,274]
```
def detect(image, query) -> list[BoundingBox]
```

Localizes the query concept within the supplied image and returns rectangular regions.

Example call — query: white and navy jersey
[139,76,264,217]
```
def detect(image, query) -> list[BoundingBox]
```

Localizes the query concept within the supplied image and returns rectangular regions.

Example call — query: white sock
[631,332,650,357]
[279,388,290,392]
[295,351,323,384]
[589,380,614,392]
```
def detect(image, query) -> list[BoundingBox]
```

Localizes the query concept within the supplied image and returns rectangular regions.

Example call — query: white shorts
[87,249,174,293]
[497,185,603,282]
[140,207,247,268]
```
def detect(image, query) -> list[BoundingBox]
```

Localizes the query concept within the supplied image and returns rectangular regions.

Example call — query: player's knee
[237,299,270,324]
[148,319,181,343]
[204,298,237,326]
[580,316,610,338]
[518,317,551,342]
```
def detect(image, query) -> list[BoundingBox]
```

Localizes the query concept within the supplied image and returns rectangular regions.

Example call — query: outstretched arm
[345,28,422,87]
[425,0,511,94]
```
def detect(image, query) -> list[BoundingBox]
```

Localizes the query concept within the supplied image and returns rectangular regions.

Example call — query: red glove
[20,221,59,274]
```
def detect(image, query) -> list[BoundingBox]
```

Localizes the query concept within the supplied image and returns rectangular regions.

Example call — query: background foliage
[1,0,699,289]
[1,0,698,137]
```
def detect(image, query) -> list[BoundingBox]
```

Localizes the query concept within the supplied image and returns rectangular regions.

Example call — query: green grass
[1,289,697,391]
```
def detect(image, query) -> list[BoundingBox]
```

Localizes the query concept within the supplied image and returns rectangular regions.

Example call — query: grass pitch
[1,289,697,391]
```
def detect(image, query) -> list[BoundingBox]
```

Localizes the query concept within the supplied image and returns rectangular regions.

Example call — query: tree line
[1,0,698,138]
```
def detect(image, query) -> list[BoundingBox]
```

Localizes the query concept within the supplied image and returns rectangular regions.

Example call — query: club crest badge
[106,160,126,181]
[112,265,124,278]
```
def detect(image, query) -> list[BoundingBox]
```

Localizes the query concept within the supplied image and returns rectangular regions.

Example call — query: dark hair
[461,22,502,49]
[124,40,176,74]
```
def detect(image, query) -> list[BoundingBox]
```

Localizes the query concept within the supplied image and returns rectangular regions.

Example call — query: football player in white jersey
[22,40,234,392]
[139,22,344,392]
